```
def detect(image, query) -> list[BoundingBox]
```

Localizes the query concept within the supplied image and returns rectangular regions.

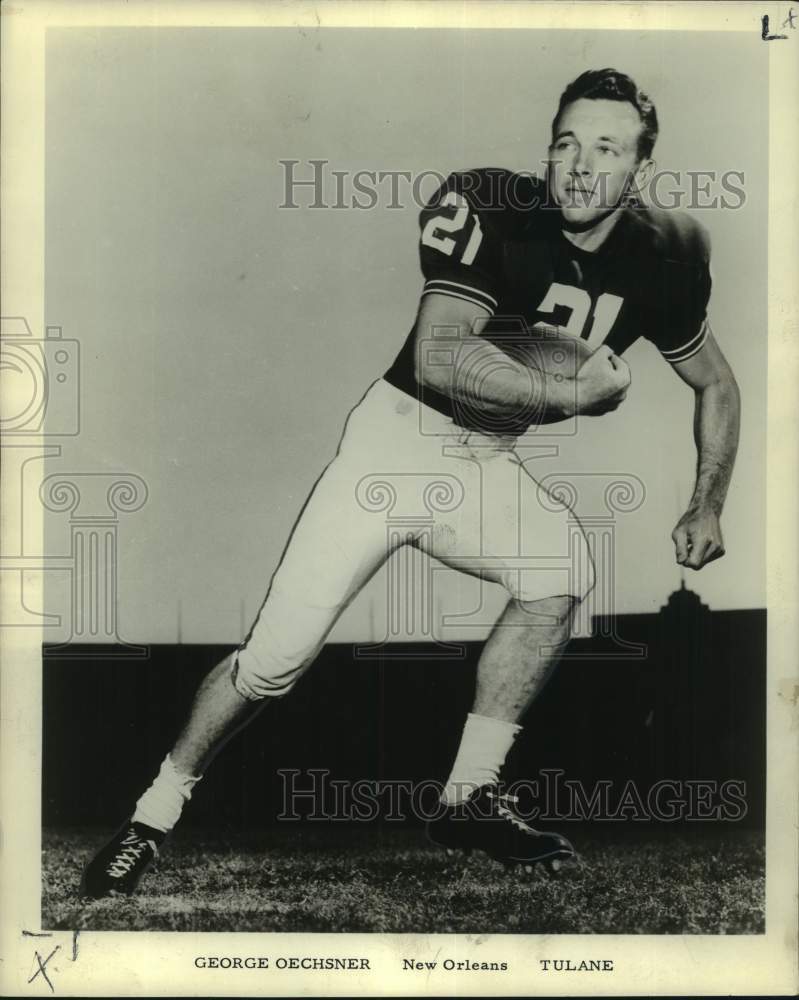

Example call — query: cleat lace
[105,830,157,879]
[486,791,535,835]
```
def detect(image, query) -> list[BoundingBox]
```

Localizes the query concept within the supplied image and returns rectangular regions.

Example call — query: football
[516,328,595,381]
[453,328,595,432]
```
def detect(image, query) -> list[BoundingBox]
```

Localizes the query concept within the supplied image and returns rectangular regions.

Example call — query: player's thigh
[234,457,396,699]
[415,448,594,604]
[266,456,394,614]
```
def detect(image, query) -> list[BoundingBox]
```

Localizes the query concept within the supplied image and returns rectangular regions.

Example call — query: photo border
[1,1,796,995]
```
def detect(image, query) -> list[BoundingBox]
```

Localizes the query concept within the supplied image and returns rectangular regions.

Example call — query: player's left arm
[669,329,741,570]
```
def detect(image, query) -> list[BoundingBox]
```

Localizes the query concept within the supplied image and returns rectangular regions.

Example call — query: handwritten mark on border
[23,931,79,993]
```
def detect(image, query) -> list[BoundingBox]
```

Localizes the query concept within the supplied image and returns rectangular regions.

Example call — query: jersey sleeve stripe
[421,286,496,314]
[422,279,497,313]
[660,321,709,364]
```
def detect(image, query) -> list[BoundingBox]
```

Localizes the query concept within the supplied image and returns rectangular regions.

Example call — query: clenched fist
[672,506,726,570]
[575,346,631,416]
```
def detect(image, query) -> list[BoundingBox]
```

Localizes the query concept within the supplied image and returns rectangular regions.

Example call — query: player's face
[548,98,652,228]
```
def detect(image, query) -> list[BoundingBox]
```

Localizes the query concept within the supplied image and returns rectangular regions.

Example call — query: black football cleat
[79,822,164,899]
[426,785,575,873]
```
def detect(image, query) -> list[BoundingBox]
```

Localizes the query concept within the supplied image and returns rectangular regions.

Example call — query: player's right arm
[412,172,575,424]
[413,294,630,421]
[412,173,628,422]
[412,293,575,423]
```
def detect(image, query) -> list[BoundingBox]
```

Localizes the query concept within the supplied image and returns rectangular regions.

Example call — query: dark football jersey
[383,168,712,426]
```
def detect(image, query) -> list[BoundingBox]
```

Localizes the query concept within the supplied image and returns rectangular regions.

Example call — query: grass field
[43,825,764,935]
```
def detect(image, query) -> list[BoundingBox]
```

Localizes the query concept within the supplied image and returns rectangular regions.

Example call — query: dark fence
[42,602,766,830]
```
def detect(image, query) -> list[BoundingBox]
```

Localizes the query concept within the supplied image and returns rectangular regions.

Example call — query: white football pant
[233,378,595,700]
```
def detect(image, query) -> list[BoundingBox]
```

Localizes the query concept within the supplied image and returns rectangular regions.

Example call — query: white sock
[441,712,521,805]
[131,754,202,833]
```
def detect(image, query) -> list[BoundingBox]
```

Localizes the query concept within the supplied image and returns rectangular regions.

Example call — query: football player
[81,68,740,897]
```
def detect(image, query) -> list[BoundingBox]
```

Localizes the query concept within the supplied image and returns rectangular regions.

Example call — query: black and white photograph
[1,1,797,996]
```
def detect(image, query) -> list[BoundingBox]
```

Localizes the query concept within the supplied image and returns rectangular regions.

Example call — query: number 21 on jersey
[421,191,483,265]
[535,283,623,350]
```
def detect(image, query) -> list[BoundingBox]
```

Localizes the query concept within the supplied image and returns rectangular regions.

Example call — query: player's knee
[230,647,303,702]
[514,593,578,621]
[508,513,595,604]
